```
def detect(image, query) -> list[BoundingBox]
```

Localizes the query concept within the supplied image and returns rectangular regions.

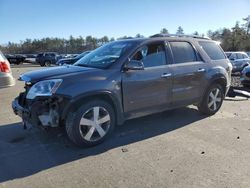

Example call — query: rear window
[225,52,232,58]
[199,41,226,60]
[242,54,248,59]
[170,41,197,64]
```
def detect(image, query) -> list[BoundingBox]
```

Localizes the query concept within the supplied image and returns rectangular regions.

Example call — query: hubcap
[208,88,222,111]
[79,106,111,142]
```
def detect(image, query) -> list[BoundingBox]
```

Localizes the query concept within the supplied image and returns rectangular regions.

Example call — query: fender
[200,66,229,102]
[207,65,229,87]
[61,90,125,125]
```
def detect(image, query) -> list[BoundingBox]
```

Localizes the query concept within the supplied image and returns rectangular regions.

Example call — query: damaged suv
[12,35,232,147]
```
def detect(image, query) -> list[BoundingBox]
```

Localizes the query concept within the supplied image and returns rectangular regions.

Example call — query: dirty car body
[12,35,232,147]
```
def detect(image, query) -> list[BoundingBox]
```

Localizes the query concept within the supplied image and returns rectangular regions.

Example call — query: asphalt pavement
[0,64,250,188]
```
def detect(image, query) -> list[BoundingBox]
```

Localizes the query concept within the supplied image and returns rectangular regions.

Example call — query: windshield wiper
[76,64,93,68]
[76,64,103,69]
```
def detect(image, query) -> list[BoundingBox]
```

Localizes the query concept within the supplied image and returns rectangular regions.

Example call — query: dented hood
[19,65,97,83]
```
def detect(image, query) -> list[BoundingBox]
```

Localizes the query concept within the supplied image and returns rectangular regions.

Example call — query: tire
[40,62,45,67]
[44,61,51,67]
[65,100,115,147]
[198,84,224,115]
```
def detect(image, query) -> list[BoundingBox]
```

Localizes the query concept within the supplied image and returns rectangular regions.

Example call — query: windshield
[74,41,135,68]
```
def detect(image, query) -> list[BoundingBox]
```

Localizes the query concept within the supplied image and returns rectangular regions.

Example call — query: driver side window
[132,43,167,68]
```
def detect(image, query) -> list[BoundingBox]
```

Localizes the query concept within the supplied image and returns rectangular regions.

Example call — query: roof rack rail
[150,34,211,40]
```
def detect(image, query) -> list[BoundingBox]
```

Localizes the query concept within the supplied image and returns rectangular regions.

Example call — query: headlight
[26,79,62,99]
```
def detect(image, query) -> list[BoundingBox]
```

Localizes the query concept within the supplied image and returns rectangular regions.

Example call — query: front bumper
[12,98,33,129]
[12,98,30,118]
[12,95,64,128]
[0,74,15,88]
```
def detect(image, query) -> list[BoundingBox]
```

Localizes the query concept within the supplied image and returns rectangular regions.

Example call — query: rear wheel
[66,100,115,147]
[198,84,224,115]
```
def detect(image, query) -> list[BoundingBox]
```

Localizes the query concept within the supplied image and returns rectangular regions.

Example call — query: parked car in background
[24,54,37,64]
[247,52,250,57]
[36,52,62,67]
[240,65,250,87]
[62,54,79,59]
[56,51,91,66]
[5,54,26,65]
[225,52,250,72]
[0,51,15,88]
[12,35,232,147]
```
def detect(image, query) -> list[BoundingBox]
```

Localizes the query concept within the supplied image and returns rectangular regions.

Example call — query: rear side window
[170,41,197,64]
[199,41,226,60]
[236,53,243,59]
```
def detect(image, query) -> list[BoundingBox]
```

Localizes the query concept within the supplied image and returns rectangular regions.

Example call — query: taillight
[0,60,11,73]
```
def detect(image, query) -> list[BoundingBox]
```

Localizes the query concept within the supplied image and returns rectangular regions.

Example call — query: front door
[122,42,172,115]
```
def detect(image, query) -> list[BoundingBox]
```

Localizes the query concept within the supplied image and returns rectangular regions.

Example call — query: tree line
[0,16,249,54]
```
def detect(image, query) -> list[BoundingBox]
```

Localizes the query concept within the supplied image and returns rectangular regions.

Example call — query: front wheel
[198,84,224,115]
[66,100,115,147]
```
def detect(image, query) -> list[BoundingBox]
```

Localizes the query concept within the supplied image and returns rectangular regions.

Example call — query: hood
[19,65,96,83]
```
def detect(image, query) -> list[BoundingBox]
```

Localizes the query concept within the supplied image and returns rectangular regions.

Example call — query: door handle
[161,73,172,78]
[197,68,206,73]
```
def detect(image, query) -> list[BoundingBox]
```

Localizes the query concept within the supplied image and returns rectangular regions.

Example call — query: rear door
[122,41,172,114]
[168,41,207,106]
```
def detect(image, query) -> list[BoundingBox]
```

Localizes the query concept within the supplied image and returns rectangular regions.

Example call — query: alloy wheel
[208,88,222,111]
[79,106,111,142]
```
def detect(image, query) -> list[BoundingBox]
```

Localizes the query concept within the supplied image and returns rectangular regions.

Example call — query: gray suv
[12,35,232,147]
[225,52,250,72]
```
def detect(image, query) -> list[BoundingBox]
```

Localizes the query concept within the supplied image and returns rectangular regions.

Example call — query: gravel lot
[0,64,250,188]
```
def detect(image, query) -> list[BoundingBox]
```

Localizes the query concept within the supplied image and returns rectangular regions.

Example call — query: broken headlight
[26,79,62,99]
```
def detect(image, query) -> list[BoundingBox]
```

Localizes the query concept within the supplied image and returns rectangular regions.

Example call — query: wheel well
[73,94,115,111]
[63,93,123,125]
[211,78,227,94]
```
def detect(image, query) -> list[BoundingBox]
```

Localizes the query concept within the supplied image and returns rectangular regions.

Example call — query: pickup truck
[5,54,26,65]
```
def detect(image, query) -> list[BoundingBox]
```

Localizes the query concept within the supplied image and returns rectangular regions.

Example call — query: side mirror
[124,60,144,71]
[230,57,235,61]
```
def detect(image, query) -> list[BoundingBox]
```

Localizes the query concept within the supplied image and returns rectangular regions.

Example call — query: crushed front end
[12,78,68,129]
